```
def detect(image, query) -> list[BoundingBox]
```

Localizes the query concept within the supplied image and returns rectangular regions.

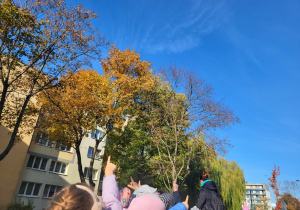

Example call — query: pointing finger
[107,156,111,164]
[185,195,189,202]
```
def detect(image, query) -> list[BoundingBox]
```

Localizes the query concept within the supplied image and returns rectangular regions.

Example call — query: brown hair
[47,183,95,210]
[200,173,210,181]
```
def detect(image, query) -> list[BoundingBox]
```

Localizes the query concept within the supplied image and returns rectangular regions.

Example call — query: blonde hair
[47,182,106,210]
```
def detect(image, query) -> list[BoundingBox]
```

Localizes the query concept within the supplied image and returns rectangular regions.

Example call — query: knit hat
[133,184,159,197]
[120,187,131,208]
[159,193,175,209]
[128,194,166,210]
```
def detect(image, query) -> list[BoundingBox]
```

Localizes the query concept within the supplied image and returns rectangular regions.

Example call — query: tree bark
[88,138,100,188]
[75,144,85,183]
[0,81,9,121]
[0,93,31,160]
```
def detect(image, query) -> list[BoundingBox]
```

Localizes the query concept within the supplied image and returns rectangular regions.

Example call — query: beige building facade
[0,126,106,210]
[246,183,272,210]
[0,125,35,209]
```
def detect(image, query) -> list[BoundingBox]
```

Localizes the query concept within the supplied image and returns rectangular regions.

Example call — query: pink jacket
[102,175,123,210]
[243,204,249,210]
[128,194,166,210]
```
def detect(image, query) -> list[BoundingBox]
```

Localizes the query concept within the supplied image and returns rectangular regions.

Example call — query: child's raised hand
[182,195,189,210]
[105,156,117,176]
[127,176,141,191]
[173,180,179,192]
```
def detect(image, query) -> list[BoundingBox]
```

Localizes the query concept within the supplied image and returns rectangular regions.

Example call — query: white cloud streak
[112,0,234,54]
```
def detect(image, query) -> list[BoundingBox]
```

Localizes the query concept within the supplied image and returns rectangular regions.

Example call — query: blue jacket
[169,203,187,210]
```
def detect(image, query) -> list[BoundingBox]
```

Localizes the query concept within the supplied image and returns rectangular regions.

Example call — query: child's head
[200,173,209,185]
[120,187,131,208]
[200,173,209,181]
[47,182,106,210]
[128,194,165,210]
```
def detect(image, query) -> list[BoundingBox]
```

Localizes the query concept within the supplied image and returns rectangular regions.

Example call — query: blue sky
[73,0,300,201]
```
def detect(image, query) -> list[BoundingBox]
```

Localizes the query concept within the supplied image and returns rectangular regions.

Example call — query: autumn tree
[269,165,282,210]
[281,180,300,199]
[257,195,271,210]
[147,66,239,191]
[38,69,112,182]
[280,193,300,210]
[100,46,155,128]
[105,65,239,192]
[39,47,155,185]
[104,75,160,188]
[0,0,107,160]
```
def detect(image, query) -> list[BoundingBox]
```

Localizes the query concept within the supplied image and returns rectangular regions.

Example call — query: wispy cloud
[110,0,234,54]
[142,0,232,53]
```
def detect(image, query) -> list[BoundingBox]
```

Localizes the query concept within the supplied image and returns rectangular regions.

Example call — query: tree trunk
[75,144,85,183]
[0,94,31,161]
[88,139,100,188]
[0,81,9,121]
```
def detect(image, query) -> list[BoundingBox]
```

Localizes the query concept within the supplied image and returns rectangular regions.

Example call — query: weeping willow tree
[210,157,246,210]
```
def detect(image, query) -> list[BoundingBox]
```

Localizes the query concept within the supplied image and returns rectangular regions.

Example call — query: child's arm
[102,156,123,210]
[173,180,182,204]
[169,195,189,210]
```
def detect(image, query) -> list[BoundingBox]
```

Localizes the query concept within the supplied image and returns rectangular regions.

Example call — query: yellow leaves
[101,47,154,93]
[37,46,157,146]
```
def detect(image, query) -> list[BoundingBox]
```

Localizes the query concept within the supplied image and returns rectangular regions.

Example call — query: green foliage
[6,199,35,210]
[106,66,240,196]
[106,116,157,188]
[210,157,245,210]
[181,156,208,206]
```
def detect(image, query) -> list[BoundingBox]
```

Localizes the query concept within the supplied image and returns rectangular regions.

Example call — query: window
[91,130,103,140]
[49,160,67,174]
[247,195,250,198]
[43,185,62,198]
[87,147,93,158]
[91,131,95,138]
[35,133,53,147]
[256,185,260,189]
[95,150,101,159]
[87,147,101,159]
[246,190,250,194]
[55,143,71,152]
[250,185,253,188]
[84,168,97,180]
[27,155,48,170]
[18,181,41,197]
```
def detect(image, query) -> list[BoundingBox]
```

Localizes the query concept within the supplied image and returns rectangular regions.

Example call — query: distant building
[246,183,272,210]
[0,125,106,210]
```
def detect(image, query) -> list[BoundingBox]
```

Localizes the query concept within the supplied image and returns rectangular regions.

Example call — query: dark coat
[196,180,220,210]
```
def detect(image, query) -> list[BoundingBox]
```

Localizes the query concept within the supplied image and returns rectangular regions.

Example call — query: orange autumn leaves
[101,47,155,125]
[37,47,155,142]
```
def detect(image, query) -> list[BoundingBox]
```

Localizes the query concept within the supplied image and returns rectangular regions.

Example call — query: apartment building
[0,125,36,209]
[246,183,272,210]
[0,127,106,210]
